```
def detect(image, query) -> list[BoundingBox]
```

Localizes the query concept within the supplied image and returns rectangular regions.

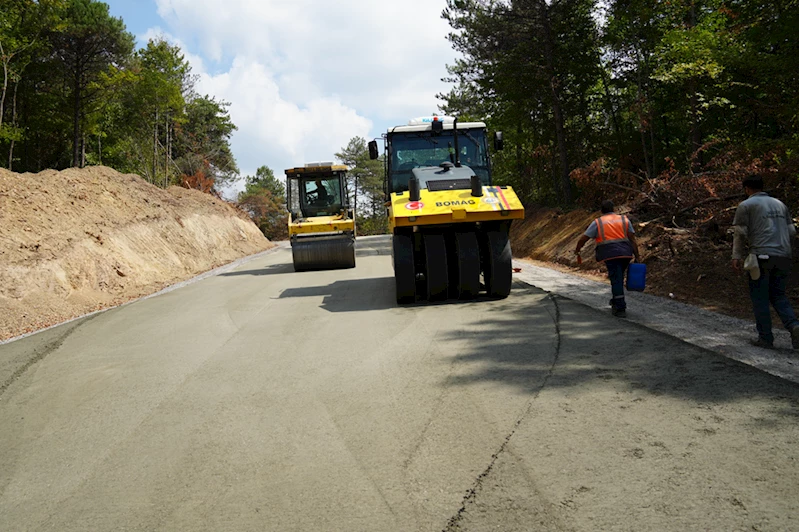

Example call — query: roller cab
[286,163,356,271]
[369,116,524,303]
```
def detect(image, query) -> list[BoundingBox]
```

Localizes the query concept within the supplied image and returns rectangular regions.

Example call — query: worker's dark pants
[749,256,799,344]
[606,258,631,310]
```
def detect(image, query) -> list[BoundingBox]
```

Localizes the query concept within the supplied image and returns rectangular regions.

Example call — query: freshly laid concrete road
[1,235,798,531]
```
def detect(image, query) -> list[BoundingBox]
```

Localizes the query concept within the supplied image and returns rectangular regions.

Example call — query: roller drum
[291,234,356,271]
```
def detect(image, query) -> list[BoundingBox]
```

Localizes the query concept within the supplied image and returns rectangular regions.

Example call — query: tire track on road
[0,315,98,398]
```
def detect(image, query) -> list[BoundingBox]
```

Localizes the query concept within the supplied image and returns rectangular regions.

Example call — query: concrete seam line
[443,293,563,531]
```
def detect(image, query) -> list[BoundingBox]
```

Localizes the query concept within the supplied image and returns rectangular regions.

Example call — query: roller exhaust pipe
[471,175,483,197]
[409,176,421,202]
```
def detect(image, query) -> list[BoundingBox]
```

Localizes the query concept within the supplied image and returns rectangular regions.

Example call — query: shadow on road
[279,277,397,312]
[219,263,295,277]
[440,284,799,412]
[278,276,533,313]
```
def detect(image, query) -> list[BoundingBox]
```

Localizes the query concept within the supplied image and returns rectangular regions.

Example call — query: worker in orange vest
[574,200,641,318]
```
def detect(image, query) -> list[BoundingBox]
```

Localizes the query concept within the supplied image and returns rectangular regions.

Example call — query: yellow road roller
[285,163,356,271]
[369,116,524,303]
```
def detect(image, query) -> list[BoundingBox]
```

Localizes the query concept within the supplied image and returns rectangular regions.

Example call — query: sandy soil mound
[0,166,273,341]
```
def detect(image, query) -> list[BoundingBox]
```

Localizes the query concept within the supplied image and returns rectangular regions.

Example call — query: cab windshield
[388,129,489,192]
[300,176,343,217]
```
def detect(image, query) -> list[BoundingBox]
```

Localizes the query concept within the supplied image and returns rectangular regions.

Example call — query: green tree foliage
[443,0,602,204]
[0,0,240,196]
[243,165,285,199]
[46,0,134,167]
[173,96,238,190]
[237,166,288,240]
[0,0,64,168]
[97,37,194,186]
[335,136,387,235]
[441,0,799,206]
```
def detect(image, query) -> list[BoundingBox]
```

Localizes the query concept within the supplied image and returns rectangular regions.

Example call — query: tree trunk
[688,2,701,171]
[537,0,571,203]
[72,81,80,167]
[599,67,623,163]
[549,71,570,202]
[8,80,18,170]
[689,78,701,170]
[516,122,524,203]
[635,56,653,179]
[153,111,158,184]
[72,67,82,167]
[165,113,170,188]
[650,118,658,176]
[0,42,8,131]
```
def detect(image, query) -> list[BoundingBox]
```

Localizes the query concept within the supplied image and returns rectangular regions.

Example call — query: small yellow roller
[285,163,356,271]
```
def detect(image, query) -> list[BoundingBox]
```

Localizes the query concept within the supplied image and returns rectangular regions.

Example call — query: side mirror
[368,140,379,160]
[494,131,504,151]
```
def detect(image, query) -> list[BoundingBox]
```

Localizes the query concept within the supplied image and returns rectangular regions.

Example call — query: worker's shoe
[790,327,799,350]
[612,308,627,318]
[749,337,775,350]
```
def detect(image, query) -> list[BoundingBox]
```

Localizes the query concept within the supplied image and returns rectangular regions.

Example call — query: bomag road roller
[285,163,356,271]
[368,116,524,303]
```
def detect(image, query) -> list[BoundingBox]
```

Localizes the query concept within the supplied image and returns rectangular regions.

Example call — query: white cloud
[137,27,207,75]
[148,0,459,194]
[154,0,457,116]
[195,57,372,181]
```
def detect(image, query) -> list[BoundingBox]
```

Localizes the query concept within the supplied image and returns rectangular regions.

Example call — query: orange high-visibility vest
[595,214,630,244]
[594,214,633,262]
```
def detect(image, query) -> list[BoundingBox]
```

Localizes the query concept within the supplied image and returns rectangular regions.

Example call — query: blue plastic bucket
[626,263,646,292]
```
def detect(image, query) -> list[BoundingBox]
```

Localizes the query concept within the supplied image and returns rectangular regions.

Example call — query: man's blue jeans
[606,258,631,310]
[749,256,799,343]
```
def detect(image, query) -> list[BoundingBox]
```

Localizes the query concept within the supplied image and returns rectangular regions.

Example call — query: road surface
[1,235,798,531]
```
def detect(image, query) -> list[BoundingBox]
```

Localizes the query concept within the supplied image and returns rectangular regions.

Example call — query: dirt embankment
[510,207,799,320]
[0,166,273,341]
[3,166,791,342]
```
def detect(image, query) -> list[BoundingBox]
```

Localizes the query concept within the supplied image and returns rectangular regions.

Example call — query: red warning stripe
[495,187,511,210]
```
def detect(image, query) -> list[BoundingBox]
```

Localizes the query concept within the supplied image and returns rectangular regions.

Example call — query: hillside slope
[0,166,273,341]
[510,207,799,321]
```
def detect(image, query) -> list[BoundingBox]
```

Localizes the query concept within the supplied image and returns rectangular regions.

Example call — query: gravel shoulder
[513,257,799,384]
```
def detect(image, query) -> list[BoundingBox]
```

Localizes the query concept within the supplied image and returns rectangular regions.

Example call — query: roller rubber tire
[483,229,512,298]
[424,233,449,301]
[454,231,481,299]
[393,232,416,304]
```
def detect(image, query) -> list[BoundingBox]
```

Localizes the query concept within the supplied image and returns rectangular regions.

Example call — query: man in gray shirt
[732,174,799,350]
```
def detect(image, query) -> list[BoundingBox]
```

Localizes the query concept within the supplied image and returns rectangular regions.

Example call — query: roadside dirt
[2,164,794,343]
[510,207,799,321]
[0,166,273,341]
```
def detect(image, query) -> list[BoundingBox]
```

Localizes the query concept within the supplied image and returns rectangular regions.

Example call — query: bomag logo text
[436,200,476,207]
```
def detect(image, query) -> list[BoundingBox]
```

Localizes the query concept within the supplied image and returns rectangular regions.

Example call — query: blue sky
[104,0,459,197]
[105,1,158,45]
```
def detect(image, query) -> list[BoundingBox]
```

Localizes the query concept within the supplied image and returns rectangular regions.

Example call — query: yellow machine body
[388,186,524,230]
[285,164,356,271]
[288,214,355,236]
[369,116,525,303]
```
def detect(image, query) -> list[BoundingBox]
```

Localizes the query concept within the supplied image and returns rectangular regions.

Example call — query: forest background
[2,0,798,242]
